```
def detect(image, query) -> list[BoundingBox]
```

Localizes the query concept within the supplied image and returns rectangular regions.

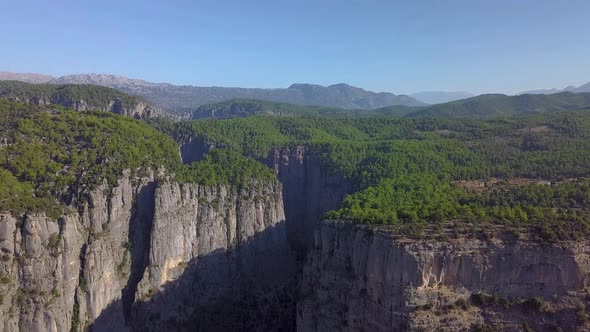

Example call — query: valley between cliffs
[1,145,589,331]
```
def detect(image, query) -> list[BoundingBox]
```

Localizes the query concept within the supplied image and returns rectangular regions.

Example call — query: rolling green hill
[192,99,420,119]
[0,100,274,218]
[192,92,590,120]
[405,92,590,118]
[164,109,590,239]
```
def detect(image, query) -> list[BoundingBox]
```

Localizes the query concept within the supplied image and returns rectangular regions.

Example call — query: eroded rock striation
[298,220,590,331]
[0,173,293,331]
[3,148,590,331]
[131,180,295,331]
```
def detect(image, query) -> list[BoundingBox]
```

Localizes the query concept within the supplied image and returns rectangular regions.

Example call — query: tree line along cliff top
[1,81,590,240]
[0,99,275,218]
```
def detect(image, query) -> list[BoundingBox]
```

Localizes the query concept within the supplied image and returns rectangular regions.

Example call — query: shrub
[523,297,546,313]
[522,322,534,332]
[0,273,11,285]
[470,292,490,306]
[48,232,61,250]
[455,298,469,310]
[576,303,589,324]
[16,288,27,306]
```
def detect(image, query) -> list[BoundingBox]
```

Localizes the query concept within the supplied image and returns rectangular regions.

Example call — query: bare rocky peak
[51,73,166,88]
[0,71,54,83]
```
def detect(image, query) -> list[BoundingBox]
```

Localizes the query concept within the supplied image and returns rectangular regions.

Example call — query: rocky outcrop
[0,173,292,331]
[5,95,161,119]
[298,221,590,331]
[71,100,159,119]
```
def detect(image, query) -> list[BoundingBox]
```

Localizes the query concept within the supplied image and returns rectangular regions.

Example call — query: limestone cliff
[0,174,156,331]
[23,97,159,119]
[131,180,295,331]
[298,220,590,331]
[0,173,292,331]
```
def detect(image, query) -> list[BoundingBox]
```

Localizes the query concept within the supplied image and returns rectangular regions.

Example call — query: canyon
[1,143,589,331]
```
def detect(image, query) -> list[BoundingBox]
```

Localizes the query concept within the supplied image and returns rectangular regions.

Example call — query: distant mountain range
[0,72,54,84]
[0,72,425,110]
[2,75,590,120]
[190,91,590,120]
[409,91,474,104]
[404,92,590,118]
[519,82,590,95]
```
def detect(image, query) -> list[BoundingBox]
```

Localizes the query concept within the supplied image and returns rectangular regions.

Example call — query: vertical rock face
[265,146,353,253]
[0,213,84,332]
[131,180,295,330]
[298,221,590,331]
[78,176,156,331]
[0,174,292,331]
[0,175,155,332]
[62,100,160,119]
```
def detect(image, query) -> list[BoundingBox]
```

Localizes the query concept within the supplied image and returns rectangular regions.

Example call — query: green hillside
[405,92,590,118]
[191,92,590,120]
[167,110,590,239]
[0,80,147,110]
[192,98,419,119]
[0,100,274,218]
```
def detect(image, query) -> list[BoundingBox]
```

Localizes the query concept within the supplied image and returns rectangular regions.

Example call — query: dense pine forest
[161,109,590,239]
[0,99,275,218]
[2,83,590,240]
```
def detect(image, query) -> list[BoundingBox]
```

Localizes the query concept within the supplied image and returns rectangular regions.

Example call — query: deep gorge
[0,142,347,331]
[2,141,589,331]
[2,92,590,331]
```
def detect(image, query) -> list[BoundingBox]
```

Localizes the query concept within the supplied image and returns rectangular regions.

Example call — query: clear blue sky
[1,0,589,94]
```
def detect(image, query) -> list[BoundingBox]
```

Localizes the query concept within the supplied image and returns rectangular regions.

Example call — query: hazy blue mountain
[1,72,424,110]
[405,92,590,118]
[571,82,590,93]
[0,71,54,83]
[191,98,423,119]
[519,82,590,95]
[410,91,474,104]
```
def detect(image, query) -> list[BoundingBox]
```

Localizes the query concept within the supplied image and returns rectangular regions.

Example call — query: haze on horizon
[1,0,589,95]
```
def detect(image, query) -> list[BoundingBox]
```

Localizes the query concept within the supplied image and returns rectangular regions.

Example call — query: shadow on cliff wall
[178,141,353,256]
[90,221,297,332]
